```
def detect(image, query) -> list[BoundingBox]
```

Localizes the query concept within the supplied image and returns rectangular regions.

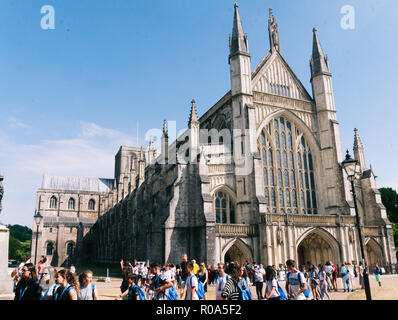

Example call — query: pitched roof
[41,173,114,193]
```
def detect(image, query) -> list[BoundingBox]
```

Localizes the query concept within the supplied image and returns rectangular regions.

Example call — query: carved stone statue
[268,9,280,52]
[0,174,3,214]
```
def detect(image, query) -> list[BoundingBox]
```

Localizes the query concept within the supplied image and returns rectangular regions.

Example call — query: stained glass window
[259,116,318,214]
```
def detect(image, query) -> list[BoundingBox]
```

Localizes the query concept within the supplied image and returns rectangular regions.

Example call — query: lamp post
[341,150,372,300]
[33,211,43,266]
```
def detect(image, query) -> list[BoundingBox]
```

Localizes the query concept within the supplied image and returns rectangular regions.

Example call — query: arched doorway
[223,239,253,265]
[297,229,339,267]
[365,238,384,268]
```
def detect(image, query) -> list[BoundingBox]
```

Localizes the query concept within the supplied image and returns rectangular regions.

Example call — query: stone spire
[353,128,366,170]
[310,28,330,78]
[229,3,249,57]
[188,99,199,128]
[268,8,280,52]
[162,119,168,138]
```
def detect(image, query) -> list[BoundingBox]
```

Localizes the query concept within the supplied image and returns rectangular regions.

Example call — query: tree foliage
[7,224,32,261]
[379,188,398,250]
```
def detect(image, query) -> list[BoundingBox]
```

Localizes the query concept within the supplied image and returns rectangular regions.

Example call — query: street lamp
[33,211,43,266]
[341,150,372,300]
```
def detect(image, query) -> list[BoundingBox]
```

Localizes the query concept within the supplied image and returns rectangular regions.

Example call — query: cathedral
[31,5,396,271]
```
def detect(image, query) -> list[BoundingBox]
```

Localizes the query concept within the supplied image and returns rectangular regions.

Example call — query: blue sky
[0,0,397,227]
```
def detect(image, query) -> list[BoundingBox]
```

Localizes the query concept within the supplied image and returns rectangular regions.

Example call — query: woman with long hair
[53,269,79,300]
[264,265,280,300]
[240,266,252,299]
[197,262,208,300]
[318,264,331,300]
[14,263,42,300]
[36,256,47,280]
[77,270,98,300]
[308,263,320,300]
[39,266,59,300]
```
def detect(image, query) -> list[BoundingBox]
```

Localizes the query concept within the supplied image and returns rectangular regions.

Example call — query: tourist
[341,263,351,292]
[215,263,229,300]
[272,265,279,281]
[17,257,31,277]
[162,263,173,281]
[308,263,320,300]
[244,261,252,283]
[10,269,19,293]
[39,266,59,300]
[116,274,144,300]
[198,262,208,300]
[36,256,47,279]
[265,265,280,300]
[145,266,155,300]
[70,264,76,274]
[285,259,307,300]
[208,265,217,285]
[374,263,382,287]
[241,266,251,294]
[347,262,356,291]
[299,265,310,299]
[179,254,189,299]
[331,261,338,291]
[185,262,199,300]
[176,264,182,288]
[120,259,132,299]
[77,270,98,300]
[151,262,173,300]
[254,263,265,300]
[14,263,42,300]
[221,262,243,300]
[318,264,331,300]
[358,261,364,289]
[192,259,199,275]
[53,269,78,300]
[137,262,144,286]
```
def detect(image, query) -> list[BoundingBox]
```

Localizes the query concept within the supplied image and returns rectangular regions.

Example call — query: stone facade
[33,5,397,270]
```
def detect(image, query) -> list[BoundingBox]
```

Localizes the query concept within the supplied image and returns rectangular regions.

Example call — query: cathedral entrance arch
[297,228,340,266]
[222,238,253,265]
[365,238,384,267]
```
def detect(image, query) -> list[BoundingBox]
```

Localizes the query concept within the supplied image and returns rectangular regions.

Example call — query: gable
[251,51,312,101]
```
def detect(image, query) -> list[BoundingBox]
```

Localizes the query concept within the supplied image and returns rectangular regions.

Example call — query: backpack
[189,275,205,300]
[153,275,176,300]
[277,282,288,300]
[166,286,178,300]
[133,284,147,300]
[236,278,252,300]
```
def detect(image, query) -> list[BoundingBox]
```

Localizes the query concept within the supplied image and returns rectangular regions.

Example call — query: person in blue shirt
[374,263,382,287]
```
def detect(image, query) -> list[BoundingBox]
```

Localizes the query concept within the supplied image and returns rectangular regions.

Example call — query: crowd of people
[11,254,383,301]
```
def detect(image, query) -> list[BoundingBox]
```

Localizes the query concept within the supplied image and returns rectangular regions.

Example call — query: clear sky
[0,0,397,227]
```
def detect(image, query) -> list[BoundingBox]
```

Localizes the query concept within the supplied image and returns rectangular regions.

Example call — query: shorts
[375,274,381,282]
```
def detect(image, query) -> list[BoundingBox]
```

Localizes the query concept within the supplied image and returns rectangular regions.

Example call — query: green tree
[379,188,398,223]
[7,224,32,261]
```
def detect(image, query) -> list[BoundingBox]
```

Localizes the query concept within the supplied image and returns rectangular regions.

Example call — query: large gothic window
[260,117,318,214]
[213,191,236,224]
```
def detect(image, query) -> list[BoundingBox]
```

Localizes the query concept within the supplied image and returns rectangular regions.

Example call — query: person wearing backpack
[185,262,199,300]
[221,262,244,300]
[285,259,307,300]
[53,269,78,300]
[215,263,230,300]
[264,265,281,301]
[198,263,209,300]
[77,270,98,300]
[151,263,173,300]
[116,274,146,300]
[14,263,42,300]
[341,263,351,292]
